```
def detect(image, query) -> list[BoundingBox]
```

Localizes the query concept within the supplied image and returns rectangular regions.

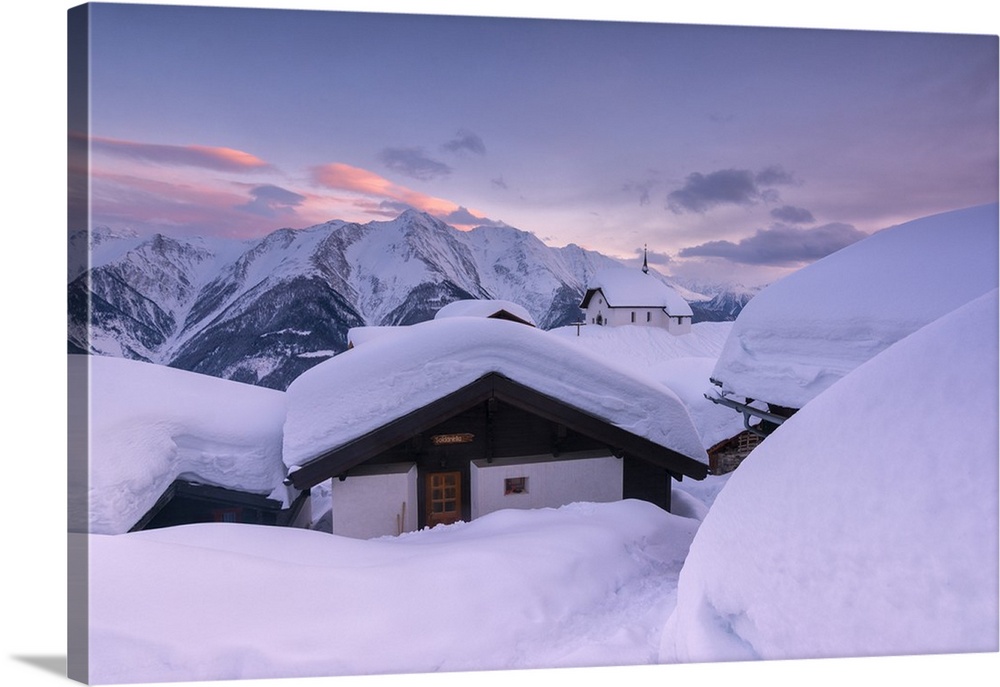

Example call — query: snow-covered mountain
[68,210,751,389]
[688,287,760,323]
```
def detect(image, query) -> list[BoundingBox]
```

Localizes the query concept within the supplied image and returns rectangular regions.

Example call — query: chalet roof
[580,268,693,317]
[434,299,536,326]
[283,318,708,487]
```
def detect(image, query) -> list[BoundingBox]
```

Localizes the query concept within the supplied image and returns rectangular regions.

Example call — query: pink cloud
[89,169,295,237]
[311,162,487,225]
[86,152,495,238]
[83,132,272,172]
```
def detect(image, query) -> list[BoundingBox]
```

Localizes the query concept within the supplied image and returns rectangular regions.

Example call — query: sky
[73,1,999,286]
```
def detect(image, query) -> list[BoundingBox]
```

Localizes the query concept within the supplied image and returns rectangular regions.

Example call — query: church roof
[580,268,693,317]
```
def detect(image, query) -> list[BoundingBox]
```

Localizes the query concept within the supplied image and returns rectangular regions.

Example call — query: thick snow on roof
[346,325,409,348]
[283,317,707,470]
[434,298,536,325]
[585,268,693,316]
[711,203,998,409]
[77,355,288,535]
[550,323,740,448]
[551,321,731,367]
[662,288,999,662]
[649,358,746,450]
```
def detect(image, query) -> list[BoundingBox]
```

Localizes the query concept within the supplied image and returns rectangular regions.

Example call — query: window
[631,311,636,323]
[646,311,651,322]
[504,477,528,495]
[212,507,242,523]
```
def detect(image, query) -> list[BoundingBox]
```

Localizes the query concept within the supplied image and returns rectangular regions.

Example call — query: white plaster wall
[585,301,690,334]
[470,454,622,519]
[330,464,417,539]
[656,310,691,335]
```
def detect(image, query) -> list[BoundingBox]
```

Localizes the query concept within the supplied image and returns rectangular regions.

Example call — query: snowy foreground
[83,290,998,685]
[84,494,719,684]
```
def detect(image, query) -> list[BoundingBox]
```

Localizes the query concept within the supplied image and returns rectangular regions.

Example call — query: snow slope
[661,288,999,662]
[85,499,700,684]
[550,321,732,368]
[77,355,289,535]
[711,203,998,409]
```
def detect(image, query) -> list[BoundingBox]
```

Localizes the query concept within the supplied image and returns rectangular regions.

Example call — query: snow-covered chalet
[282,316,708,539]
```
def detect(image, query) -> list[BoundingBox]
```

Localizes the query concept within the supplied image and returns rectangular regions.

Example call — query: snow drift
[661,288,1000,662]
[77,355,288,535]
[86,499,700,683]
[711,203,998,409]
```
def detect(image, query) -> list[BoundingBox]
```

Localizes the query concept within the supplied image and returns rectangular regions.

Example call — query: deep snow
[662,289,999,662]
[74,211,998,685]
[710,203,998,409]
[80,284,999,683]
[433,298,537,325]
[84,498,710,684]
[75,355,289,535]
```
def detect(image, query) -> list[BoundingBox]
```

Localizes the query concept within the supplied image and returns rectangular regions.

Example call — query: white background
[3,1,997,686]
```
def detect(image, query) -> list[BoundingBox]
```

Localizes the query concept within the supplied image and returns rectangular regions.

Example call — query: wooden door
[425,471,462,527]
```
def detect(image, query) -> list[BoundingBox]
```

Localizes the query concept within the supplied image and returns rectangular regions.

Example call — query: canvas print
[67,2,999,685]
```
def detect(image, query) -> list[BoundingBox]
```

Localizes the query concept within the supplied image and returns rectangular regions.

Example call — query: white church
[579,254,693,335]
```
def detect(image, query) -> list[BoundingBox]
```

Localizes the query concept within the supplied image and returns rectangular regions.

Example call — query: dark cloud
[667,166,797,213]
[668,169,760,213]
[441,206,503,227]
[754,165,796,186]
[237,184,306,217]
[678,222,867,266]
[379,147,452,180]
[635,246,671,265]
[623,175,659,206]
[770,205,815,224]
[707,112,734,123]
[377,199,413,214]
[442,129,486,156]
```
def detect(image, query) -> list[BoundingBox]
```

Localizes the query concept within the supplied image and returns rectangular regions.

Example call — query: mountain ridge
[69,211,753,389]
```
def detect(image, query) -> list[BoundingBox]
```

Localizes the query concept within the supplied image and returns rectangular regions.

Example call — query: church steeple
[642,244,649,274]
